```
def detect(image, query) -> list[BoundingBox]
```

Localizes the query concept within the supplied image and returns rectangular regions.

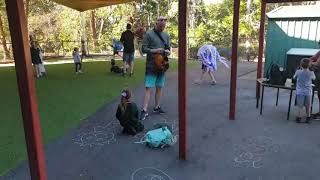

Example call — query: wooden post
[5,0,48,179]
[229,0,240,120]
[178,0,187,160]
[256,0,266,107]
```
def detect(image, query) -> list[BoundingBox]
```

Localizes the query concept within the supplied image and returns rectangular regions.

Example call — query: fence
[0,37,259,61]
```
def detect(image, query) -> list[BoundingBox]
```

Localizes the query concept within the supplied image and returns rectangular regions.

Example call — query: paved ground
[2,61,320,180]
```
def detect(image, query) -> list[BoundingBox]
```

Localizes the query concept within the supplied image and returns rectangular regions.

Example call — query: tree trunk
[25,0,30,17]
[24,0,32,42]
[246,0,252,23]
[90,10,98,48]
[98,18,104,40]
[0,12,11,60]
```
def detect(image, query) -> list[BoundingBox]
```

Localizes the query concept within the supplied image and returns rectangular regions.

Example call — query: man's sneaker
[140,110,148,120]
[153,106,166,114]
[295,117,301,123]
[306,116,312,124]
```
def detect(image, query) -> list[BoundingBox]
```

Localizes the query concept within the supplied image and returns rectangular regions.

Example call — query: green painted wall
[264,18,320,77]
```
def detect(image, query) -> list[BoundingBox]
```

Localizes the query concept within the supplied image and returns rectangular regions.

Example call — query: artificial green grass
[0,58,197,175]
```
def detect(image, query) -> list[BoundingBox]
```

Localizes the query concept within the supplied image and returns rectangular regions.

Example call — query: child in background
[30,41,42,78]
[73,47,83,74]
[110,59,124,74]
[116,89,144,135]
[35,41,46,76]
[293,58,315,123]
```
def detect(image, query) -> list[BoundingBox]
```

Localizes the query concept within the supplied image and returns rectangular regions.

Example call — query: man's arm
[116,105,122,120]
[311,50,320,61]
[165,35,171,56]
[310,50,320,66]
[120,32,125,44]
[167,35,171,49]
[311,71,316,80]
[293,70,298,79]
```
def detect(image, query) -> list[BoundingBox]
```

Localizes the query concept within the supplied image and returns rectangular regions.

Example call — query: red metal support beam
[229,0,240,120]
[178,0,187,160]
[256,0,267,108]
[5,0,48,179]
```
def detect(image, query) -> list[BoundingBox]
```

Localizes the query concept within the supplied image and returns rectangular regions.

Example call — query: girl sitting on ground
[116,89,144,135]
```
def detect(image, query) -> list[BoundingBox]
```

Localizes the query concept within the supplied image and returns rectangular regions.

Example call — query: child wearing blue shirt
[293,58,315,123]
[73,47,83,74]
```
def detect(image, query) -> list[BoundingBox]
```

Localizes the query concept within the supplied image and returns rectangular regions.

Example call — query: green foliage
[28,0,55,15]
[186,0,263,60]
[0,0,265,58]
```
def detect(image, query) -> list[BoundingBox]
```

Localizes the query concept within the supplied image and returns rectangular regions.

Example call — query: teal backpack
[136,123,177,148]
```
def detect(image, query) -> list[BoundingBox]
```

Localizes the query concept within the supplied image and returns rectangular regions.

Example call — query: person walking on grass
[35,41,46,76]
[120,23,135,76]
[73,47,83,74]
[30,41,42,78]
[293,58,315,123]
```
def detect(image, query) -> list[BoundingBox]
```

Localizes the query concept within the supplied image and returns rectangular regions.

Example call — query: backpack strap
[153,29,170,50]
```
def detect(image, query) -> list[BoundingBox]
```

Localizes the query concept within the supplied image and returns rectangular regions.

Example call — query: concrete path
[2,61,320,180]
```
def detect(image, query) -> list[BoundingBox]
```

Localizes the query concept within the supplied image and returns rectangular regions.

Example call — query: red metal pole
[178,0,187,160]
[5,0,48,179]
[256,0,266,108]
[229,0,240,120]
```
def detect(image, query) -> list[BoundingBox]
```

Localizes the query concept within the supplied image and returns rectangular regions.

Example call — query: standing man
[120,23,135,76]
[310,41,320,116]
[140,16,171,120]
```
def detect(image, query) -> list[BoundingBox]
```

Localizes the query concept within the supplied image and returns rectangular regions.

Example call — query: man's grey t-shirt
[142,29,170,75]
[293,69,316,96]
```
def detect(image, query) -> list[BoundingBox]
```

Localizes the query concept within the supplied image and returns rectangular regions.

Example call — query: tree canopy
[0,0,317,60]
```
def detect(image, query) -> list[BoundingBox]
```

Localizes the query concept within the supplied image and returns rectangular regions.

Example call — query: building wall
[264,18,320,77]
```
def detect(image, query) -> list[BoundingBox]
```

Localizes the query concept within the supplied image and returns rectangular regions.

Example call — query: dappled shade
[52,0,136,11]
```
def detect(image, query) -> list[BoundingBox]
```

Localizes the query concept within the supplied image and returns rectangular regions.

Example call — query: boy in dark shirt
[120,23,135,76]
